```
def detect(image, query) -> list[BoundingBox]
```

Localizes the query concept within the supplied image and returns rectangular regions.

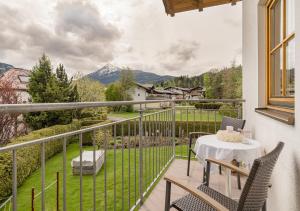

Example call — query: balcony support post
[139,104,144,206]
[172,102,176,157]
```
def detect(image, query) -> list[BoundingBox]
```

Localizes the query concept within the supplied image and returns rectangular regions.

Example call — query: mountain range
[86,64,174,84]
[0,63,14,74]
[1,62,174,85]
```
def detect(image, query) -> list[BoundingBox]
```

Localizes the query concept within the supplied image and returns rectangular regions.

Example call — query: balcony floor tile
[140,159,245,211]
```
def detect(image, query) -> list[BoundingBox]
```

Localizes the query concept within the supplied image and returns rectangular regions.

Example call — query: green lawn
[16,143,173,211]
[109,109,226,122]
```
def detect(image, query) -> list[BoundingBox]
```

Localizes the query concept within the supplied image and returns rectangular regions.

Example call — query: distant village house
[131,83,205,109]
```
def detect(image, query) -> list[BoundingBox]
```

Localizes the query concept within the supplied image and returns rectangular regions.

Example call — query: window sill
[255,107,295,125]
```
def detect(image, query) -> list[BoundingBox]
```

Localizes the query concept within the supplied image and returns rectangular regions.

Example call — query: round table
[193,134,262,197]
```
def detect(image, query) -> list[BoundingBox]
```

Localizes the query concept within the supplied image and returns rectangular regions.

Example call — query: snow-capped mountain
[86,64,174,84]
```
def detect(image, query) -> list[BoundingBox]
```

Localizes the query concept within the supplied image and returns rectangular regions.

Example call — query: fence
[31,172,59,211]
[0,197,12,211]
[0,99,244,211]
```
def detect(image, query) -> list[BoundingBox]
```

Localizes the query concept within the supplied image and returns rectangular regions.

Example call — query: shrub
[0,120,81,200]
[81,121,112,146]
[80,120,105,127]
[194,103,223,110]
[219,104,239,118]
[80,111,107,120]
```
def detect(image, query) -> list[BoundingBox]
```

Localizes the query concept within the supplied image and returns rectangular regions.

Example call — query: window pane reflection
[271,48,283,97]
[286,39,295,96]
[270,0,283,49]
[286,0,295,35]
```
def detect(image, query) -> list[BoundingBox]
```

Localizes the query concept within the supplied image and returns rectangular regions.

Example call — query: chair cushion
[171,184,238,211]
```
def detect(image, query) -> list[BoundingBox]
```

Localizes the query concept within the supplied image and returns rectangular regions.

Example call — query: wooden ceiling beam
[163,0,242,16]
[198,0,204,12]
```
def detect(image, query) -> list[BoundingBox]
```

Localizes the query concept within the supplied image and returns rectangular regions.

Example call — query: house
[131,83,151,102]
[131,83,179,109]
[0,68,30,103]
[162,0,298,210]
[164,86,205,99]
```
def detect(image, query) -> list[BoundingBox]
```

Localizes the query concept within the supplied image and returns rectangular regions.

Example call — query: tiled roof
[0,68,30,91]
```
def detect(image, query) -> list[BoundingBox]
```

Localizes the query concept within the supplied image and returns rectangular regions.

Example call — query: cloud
[158,41,201,72]
[0,1,121,72]
[0,0,242,76]
[55,0,120,42]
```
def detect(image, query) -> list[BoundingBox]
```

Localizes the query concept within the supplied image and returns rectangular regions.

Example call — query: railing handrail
[0,99,245,113]
[0,99,244,210]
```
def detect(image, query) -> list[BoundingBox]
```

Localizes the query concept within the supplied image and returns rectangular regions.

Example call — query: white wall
[243,0,300,210]
[131,87,148,110]
[131,87,147,101]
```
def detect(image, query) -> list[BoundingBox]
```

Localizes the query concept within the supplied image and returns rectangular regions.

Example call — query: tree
[25,54,78,129]
[72,76,106,116]
[105,83,123,112]
[105,68,135,112]
[0,80,26,145]
[119,68,135,101]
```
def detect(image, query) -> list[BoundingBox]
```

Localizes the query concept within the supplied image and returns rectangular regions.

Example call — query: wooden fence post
[31,187,34,211]
[56,172,59,211]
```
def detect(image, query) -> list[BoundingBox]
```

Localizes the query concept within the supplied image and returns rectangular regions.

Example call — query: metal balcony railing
[0,99,244,211]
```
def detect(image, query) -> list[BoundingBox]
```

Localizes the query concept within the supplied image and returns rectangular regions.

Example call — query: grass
[16,142,173,211]
[109,109,225,122]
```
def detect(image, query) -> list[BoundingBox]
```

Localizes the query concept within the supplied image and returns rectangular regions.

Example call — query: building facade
[162,0,298,210]
[243,0,299,210]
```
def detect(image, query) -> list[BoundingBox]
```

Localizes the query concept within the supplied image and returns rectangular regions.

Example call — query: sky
[0,0,242,77]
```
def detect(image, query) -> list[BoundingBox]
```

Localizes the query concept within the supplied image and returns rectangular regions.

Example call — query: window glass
[270,0,283,49]
[286,0,295,35]
[286,39,295,96]
[19,75,29,83]
[270,47,283,97]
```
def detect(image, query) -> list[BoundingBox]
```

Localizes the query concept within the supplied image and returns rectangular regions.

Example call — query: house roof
[162,0,242,16]
[134,83,181,95]
[152,89,181,95]
[0,68,30,91]
[164,86,205,93]
[134,82,153,91]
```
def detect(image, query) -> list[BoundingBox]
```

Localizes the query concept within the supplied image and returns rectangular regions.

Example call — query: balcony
[0,99,244,211]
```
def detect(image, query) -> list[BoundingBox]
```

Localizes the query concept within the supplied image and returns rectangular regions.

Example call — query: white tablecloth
[194,135,262,169]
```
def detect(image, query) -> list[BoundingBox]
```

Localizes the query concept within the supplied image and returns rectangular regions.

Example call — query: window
[266,0,295,111]
[18,75,29,83]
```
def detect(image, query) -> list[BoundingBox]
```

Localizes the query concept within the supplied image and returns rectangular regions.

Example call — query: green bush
[219,104,239,118]
[0,120,81,200]
[80,120,105,127]
[194,103,223,110]
[81,121,112,146]
[114,121,221,137]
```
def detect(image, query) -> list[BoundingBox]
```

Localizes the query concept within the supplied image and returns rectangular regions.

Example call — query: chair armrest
[205,158,249,177]
[164,176,229,211]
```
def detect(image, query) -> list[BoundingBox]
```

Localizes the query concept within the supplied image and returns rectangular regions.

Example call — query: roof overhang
[162,0,242,16]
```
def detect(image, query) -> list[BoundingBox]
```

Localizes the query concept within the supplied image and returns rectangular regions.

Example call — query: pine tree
[25,55,78,129]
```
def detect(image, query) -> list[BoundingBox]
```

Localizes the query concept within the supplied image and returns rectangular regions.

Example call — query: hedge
[0,120,82,200]
[113,121,221,137]
[194,102,224,110]
[80,120,105,127]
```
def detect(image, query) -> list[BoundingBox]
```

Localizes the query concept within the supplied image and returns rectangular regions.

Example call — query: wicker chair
[187,116,246,189]
[165,142,284,211]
